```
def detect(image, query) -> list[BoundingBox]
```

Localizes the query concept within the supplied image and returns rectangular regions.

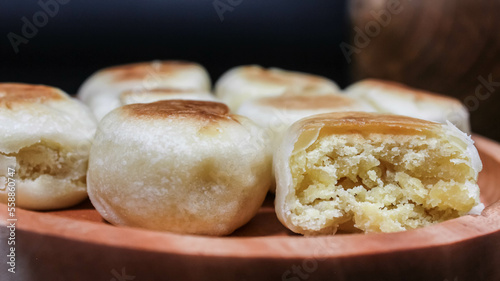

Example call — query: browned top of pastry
[297,112,440,136]
[123,100,231,121]
[0,83,65,108]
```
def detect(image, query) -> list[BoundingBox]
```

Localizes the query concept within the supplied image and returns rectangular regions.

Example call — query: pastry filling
[289,133,479,233]
[1,142,87,185]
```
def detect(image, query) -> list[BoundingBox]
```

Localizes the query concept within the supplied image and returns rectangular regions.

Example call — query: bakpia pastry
[0,83,97,210]
[87,100,272,235]
[119,88,217,105]
[275,112,483,235]
[345,79,470,133]
[215,65,340,111]
[77,60,211,120]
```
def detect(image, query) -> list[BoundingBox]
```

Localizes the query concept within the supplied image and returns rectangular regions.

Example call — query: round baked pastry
[215,65,340,111]
[275,112,483,235]
[119,88,218,105]
[0,83,97,210]
[344,79,470,133]
[87,100,272,236]
[77,61,211,120]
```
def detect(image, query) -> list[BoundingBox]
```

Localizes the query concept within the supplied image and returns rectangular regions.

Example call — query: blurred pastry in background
[345,79,470,133]
[77,60,211,120]
[215,65,340,111]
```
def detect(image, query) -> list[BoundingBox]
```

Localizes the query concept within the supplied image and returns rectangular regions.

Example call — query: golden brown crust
[242,66,325,85]
[256,95,358,110]
[299,112,440,136]
[104,61,198,82]
[0,83,65,108]
[122,100,231,121]
[359,79,462,105]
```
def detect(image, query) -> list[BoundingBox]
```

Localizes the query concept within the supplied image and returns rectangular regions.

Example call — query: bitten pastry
[274,112,483,235]
[87,100,272,236]
[77,60,211,120]
[0,83,97,210]
[344,79,470,133]
[119,88,218,105]
[215,65,340,111]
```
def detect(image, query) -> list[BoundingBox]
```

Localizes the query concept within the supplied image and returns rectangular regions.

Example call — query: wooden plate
[1,135,499,281]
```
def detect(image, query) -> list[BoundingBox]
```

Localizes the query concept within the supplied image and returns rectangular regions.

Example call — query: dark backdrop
[0,0,350,94]
[1,0,498,141]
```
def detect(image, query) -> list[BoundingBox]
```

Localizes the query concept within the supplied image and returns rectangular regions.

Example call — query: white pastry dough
[87,100,272,236]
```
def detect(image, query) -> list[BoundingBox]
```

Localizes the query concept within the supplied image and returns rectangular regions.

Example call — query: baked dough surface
[87,100,272,235]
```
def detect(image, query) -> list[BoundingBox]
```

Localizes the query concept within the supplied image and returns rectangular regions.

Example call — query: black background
[0,0,349,93]
[1,0,498,141]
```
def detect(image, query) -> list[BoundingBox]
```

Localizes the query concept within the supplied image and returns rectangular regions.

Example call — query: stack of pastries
[0,61,483,236]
